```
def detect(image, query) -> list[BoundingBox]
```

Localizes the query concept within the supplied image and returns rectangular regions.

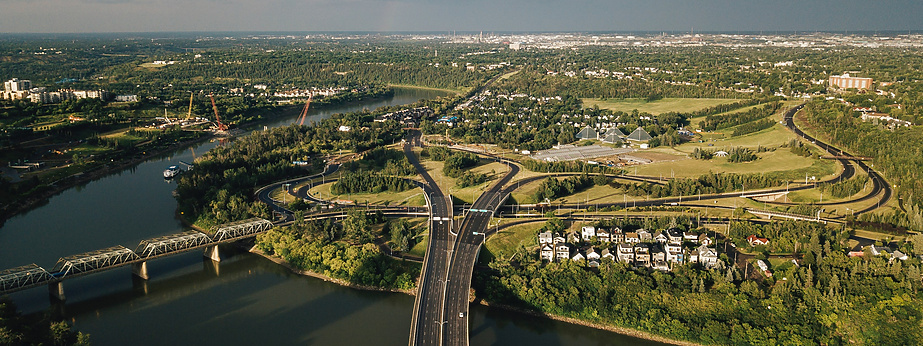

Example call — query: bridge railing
[52,246,140,277]
[211,218,274,242]
[136,231,214,258]
[0,264,54,292]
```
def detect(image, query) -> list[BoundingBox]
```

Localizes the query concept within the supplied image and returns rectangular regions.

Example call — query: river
[0,87,665,346]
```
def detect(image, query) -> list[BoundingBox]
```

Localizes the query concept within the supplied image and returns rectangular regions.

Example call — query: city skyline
[2,0,922,34]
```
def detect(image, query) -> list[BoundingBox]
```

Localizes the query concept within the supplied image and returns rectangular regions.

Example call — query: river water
[0,88,664,346]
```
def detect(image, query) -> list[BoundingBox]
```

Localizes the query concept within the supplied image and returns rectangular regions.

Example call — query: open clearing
[582,98,740,115]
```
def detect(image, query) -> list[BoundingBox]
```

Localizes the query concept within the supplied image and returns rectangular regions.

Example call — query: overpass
[0,218,272,301]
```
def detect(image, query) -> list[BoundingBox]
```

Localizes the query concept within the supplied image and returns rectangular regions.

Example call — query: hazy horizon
[2,0,922,34]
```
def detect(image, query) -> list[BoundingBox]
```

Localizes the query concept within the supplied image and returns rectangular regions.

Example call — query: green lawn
[582,98,741,115]
[632,147,837,181]
[307,181,426,206]
[481,221,543,263]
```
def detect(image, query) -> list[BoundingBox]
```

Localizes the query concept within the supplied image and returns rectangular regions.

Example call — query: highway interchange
[253,103,892,346]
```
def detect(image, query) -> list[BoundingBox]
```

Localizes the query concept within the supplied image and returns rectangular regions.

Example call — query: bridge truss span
[136,231,214,258]
[0,264,54,292]
[52,246,140,277]
[210,218,273,242]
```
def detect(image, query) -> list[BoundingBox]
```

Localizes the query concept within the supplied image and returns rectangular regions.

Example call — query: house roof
[627,127,652,141]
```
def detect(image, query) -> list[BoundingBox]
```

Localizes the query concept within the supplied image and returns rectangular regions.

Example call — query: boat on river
[163,165,182,179]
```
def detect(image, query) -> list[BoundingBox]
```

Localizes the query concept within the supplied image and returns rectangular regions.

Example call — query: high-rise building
[829,73,873,89]
[4,78,32,92]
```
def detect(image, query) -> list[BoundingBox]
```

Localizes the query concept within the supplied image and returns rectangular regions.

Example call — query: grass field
[631,147,837,180]
[481,221,544,263]
[582,98,741,115]
[307,182,426,206]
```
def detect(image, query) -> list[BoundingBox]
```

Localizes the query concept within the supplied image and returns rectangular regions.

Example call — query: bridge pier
[204,245,221,263]
[132,261,149,280]
[48,281,66,302]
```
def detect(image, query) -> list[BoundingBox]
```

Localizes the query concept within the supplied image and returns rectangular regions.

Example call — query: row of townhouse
[539,227,721,270]
[579,226,712,246]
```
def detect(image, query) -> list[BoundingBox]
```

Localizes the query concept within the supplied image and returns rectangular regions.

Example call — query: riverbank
[251,242,697,346]
[0,134,210,227]
[476,300,704,346]
[387,84,464,95]
[249,247,416,295]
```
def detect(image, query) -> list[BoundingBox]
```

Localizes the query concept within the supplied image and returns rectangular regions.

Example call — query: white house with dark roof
[698,244,719,268]
[539,231,553,245]
[654,232,669,244]
[581,226,596,241]
[596,229,611,243]
[555,244,571,262]
[616,243,634,263]
[540,245,555,262]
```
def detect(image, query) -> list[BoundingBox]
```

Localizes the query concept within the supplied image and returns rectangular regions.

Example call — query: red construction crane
[297,92,313,126]
[209,94,228,131]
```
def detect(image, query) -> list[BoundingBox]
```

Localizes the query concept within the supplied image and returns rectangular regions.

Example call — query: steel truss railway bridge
[0,218,273,301]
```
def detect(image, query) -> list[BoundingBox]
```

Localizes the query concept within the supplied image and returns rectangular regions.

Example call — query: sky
[1,0,921,33]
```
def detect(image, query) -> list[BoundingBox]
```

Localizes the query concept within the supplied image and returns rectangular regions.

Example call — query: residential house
[868,245,893,257]
[755,260,772,277]
[652,260,671,271]
[683,232,699,243]
[698,244,719,268]
[634,243,651,266]
[893,250,909,261]
[610,228,625,243]
[747,235,770,247]
[586,248,601,267]
[616,243,634,263]
[539,231,553,245]
[665,243,683,263]
[596,229,611,243]
[581,226,596,241]
[666,228,684,245]
[555,244,571,262]
[650,244,667,262]
[624,232,641,244]
[572,252,586,262]
[586,248,601,262]
[540,245,555,262]
[698,234,713,246]
[601,248,615,261]
[637,229,653,243]
[654,232,669,244]
[553,235,567,245]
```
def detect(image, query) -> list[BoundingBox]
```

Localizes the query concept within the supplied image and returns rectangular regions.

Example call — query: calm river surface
[0,88,665,345]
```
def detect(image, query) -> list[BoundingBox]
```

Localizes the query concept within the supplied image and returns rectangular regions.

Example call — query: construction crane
[297,92,313,126]
[209,94,228,132]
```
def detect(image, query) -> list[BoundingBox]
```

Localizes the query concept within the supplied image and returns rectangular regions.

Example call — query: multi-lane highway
[406,131,455,346]
[442,155,519,346]
[782,104,890,213]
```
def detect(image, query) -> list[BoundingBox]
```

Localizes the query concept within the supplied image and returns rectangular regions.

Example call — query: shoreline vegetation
[0,87,399,226]
[248,247,698,346]
[386,83,464,95]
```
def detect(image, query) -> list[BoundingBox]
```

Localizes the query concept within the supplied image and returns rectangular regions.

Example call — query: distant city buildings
[2,78,109,103]
[829,73,873,89]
